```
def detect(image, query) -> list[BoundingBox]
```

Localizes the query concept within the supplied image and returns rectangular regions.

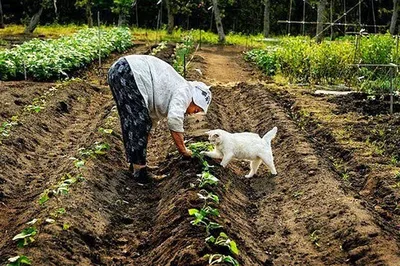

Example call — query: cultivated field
[1,41,400,265]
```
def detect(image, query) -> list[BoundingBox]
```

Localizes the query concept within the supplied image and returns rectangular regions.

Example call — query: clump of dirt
[328,92,400,115]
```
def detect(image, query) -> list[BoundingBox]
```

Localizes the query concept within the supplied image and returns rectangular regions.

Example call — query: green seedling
[7,255,31,266]
[292,191,304,199]
[341,172,350,181]
[13,227,38,247]
[390,156,399,166]
[204,254,240,266]
[0,118,19,138]
[189,206,220,225]
[39,190,50,205]
[206,232,239,255]
[74,159,86,168]
[98,127,113,134]
[93,142,110,155]
[205,222,223,236]
[189,207,222,235]
[63,223,70,230]
[310,230,320,247]
[39,174,83,205]
[197,171,219,188]
[198,190,220,205]
[188,142,214,157]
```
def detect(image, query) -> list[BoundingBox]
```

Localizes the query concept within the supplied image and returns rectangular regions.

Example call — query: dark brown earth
[1,42,400,266]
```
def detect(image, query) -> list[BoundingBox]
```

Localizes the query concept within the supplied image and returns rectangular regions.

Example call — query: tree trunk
[118,13,127,26]
[24,7,43,34]
[263,0,270,38]
[390,0,399,35]
[316,0,328,43]
[166,0,174,34]
[212,0,225,43]
[0,0,5,29]
[86,3,93,28]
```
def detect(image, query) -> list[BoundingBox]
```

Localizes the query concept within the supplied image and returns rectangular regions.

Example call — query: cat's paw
[220,162,227,168]
[245,174,253,178]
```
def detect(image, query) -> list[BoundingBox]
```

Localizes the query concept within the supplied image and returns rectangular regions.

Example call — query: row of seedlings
[188,142,240,266]
[5,107,119,266]
[0,78,81,144]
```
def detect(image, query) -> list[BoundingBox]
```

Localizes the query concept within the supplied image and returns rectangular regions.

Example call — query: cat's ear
[213,133,221,144]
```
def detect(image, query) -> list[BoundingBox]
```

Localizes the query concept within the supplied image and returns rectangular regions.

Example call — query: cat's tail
[262,127,277,142]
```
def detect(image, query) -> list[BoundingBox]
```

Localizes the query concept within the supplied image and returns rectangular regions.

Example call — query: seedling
[204,254,240,266]
[197,171,219,188]
[63,223,70,230]
[7,255,31,266]
[13,227,38,247]
[189,206,220,225]
[98,127,113,134]
[310,230,320,247]
[188,142,214,157]
[197,190,220,206]
[206,232,240,255]
[189,208,222,235]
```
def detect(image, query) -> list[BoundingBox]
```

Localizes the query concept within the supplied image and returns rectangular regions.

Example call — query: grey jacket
[124,55,192,133]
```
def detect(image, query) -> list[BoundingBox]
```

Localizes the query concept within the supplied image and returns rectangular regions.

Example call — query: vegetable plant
[12,227,38,247]
[7,255,31,266]
[204,254,240,266]
[206,232,239,255]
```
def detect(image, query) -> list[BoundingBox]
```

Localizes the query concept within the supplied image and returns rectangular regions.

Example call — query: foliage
[173,32,194,75]
[206,232,239,255]
[12,227,38,247]
[0,27,132,80]
[245,35,400,95]
[111,0,134,16]
[204,254,240,266]
[7,255,31,266]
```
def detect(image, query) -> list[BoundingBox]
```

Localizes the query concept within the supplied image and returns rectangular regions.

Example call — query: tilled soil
[1,44,400,266]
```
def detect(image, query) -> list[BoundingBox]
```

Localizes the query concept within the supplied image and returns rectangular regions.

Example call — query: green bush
[0,27,133,80]
[245,34,399,93]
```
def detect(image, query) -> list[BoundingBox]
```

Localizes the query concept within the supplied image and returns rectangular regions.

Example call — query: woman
[108,55,212,183]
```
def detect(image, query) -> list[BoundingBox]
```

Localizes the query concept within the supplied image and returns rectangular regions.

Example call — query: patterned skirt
[108,58,152,165]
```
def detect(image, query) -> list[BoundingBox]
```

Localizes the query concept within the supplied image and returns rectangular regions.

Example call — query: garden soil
[1,43,400,266]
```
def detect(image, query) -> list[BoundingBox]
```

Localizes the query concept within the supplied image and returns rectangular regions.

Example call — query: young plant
[188,208,222,235]
[197,171,219,188]
[198,189,220,206]
[12,227,38,247]
[7,255,31,266]
[204,254,240,266]
[206,232,240,255]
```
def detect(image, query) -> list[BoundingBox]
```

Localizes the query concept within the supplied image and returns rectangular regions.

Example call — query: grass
[0,24,84,38]
[1,24,271,49]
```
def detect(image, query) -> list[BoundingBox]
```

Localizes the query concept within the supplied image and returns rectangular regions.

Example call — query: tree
[263,0,270,38]
[111,0,134,26]
[390,0,399,35]
[212,0,225,43]
[165,0,174,34]
[0,0,4,28]
[76,0,94,27]
[23,0,55,34]
[316,0,328,42]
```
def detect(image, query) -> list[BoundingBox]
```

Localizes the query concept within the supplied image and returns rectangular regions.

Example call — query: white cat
[201,127,278,178]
